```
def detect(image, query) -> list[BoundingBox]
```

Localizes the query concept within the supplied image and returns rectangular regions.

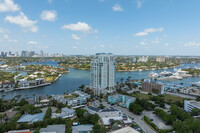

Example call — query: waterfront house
[51,94,67,104]
[67,91,90,107]
[18,78,46,88]
[35,95,49,106]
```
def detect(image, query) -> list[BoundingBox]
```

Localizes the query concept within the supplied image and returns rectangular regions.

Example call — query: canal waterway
[1,60,200,99]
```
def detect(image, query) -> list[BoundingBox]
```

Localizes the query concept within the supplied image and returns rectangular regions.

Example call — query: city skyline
[0,0,200,55]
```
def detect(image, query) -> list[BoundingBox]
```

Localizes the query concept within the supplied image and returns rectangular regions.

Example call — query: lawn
[164,94,189,103]
[64,94,77,99]
[130,92,189,103]
[131,92,151,100]
[45,76,57,83]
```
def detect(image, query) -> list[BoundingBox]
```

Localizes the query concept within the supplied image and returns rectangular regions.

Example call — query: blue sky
[0,0,200,55]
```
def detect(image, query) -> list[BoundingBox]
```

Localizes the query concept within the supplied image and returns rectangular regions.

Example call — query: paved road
[101,100,156,133]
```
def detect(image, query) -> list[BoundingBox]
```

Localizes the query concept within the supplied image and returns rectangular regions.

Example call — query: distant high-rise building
[21,51,26,57]
[4,52,7,57]
[156,57,165,62]
[132,57,137,63]
[40,50,44,57]
[138,56,148,62]
[15,52,19,57]
[30,51,35,57]
[90,53,116,96]
[8,51,11,55]
[1,52,4,57]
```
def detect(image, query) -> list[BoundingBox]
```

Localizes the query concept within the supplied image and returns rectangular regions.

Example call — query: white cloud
[72,34,80,40]
[134,28,164,36]
[112,4,123,12]
[136,0,143,8]
[72,46,77,49]
[4,12,38,32]
[99,0,104,2]
[164,43,169,46]
[184,42,200,47]
[140,39,147,45]
[28,41,38,44]
[100,45,105,48]
[8,39,18,42]
[47,0,54,4]
[3,34,9,39]
[0,27,9,34]
[0,0,20,12]
[152,37,160,44]
[2,34,18,43]
[62,22,91,32]
[41,10,57,22]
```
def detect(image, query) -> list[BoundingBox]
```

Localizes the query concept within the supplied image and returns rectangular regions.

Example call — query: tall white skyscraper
[90,53,116,96]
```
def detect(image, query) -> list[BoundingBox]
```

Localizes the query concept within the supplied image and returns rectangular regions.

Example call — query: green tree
[191,108,200,116]
[92,124,107,133]
[132,103,144,115]
[65,119,72,133]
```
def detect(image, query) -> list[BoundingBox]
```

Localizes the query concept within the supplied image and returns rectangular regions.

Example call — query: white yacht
[191,81,200,87]
[160,70,173,76]
[175,69,192,78]
[148,71,159,78]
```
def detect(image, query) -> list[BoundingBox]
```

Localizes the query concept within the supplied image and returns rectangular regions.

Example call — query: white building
[90,53,116,96]
[156,57,165,62]
[52,107,75,119]
[184,100,200,112]
[138,56,148,62]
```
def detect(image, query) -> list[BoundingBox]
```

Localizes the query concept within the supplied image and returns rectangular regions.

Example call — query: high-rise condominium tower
[90,53,116,96]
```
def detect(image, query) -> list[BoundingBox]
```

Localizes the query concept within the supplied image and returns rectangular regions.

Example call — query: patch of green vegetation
[64,94,77,99]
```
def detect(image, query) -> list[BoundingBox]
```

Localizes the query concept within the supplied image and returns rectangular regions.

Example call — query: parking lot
[143,111,172,129]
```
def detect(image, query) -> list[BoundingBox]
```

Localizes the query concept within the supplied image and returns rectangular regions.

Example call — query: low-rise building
[40,124,66,133]
[18,78,46,88]
[184,100,200,112]
[108,94,136,108]
[111,126,139,133]
[52,91,90,107]
[52,107,75,119]
[92,107,132,128]
[17,113,44,124]
[4,129,32,133]
[51,94,67,104]
[67,91,90,107]
[72,124,93,133]
[141,81,164,94]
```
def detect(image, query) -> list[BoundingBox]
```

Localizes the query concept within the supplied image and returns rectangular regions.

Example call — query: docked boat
[175,69,192,78]
[159,73,183,80]
[191,81,200,87]
[160,70,173,76]
[148,71,159,78]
